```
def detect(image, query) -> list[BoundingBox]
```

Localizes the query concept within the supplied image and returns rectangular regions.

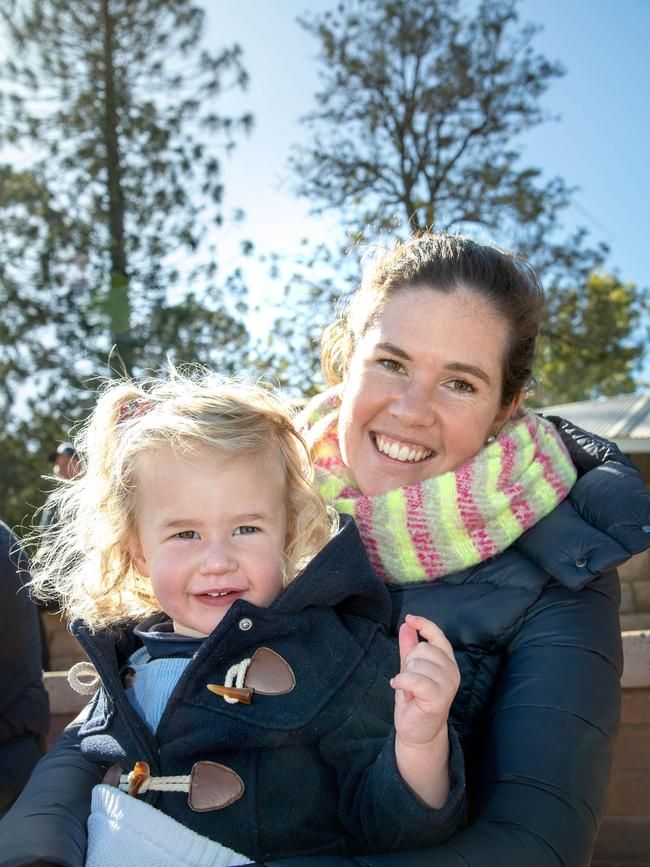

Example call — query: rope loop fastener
[120,761,191,797]
[67,661,102,695]
[207,657,253,704]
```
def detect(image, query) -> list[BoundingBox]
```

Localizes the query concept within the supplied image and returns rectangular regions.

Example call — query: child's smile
[130,449,288,636]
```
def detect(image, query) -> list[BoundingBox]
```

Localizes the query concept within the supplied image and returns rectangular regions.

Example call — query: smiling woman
[293,232,650,866]
[2,238,650,867]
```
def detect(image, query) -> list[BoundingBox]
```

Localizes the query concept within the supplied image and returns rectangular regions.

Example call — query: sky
[204,0,650,382]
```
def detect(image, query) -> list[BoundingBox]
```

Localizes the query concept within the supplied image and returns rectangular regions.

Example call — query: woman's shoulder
[515,415,650,589]
[389,548,620,653]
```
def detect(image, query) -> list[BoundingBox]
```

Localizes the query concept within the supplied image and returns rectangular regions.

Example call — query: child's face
[130,449,288,636]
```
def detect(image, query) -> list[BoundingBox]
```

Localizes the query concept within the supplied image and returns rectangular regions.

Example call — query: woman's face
[338,286,518,496]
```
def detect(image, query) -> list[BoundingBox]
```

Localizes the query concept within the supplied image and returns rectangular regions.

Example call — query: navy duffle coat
[53,516,465,862]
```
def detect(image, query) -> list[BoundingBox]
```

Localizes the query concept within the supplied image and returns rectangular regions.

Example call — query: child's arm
[318,617,465,854]
[391,614,460,809]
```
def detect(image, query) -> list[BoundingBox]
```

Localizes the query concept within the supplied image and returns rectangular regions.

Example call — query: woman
[294,234,649,866]
[1,234,649,867]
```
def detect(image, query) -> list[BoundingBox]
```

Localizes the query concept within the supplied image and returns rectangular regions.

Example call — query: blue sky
[207,0,650,383]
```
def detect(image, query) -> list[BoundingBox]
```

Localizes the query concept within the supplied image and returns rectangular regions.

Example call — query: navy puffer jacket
[0,522,49,816]
[1,421,649,867]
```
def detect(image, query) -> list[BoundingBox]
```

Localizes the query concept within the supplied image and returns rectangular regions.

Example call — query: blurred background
[1,0,649,529]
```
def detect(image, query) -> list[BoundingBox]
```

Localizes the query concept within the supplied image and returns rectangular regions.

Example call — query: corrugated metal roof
[536,392,650,440]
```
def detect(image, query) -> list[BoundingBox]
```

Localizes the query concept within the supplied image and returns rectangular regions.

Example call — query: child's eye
[234,526,259,536]
[176,530,198,540]
[378,357,405,374]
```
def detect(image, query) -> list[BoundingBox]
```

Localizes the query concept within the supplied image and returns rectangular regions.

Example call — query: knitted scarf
[300,389,577,585]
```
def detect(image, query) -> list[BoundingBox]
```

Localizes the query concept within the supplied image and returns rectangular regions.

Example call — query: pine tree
[0,0,253,527]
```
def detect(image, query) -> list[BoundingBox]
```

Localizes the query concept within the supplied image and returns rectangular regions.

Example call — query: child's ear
[129,535,149,577]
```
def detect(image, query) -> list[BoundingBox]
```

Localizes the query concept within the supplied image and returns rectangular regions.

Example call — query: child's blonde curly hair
[30,369,338,631]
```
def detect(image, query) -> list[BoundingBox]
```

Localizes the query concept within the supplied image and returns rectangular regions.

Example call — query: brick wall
[619,551,650,631]
[41,610,86,672]
[592,631,650,866]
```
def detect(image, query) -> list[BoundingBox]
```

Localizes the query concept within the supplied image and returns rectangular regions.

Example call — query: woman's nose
[390,381,437,428]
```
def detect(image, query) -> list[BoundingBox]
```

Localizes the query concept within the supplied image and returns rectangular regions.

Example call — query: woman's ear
[507,389,525,419]
[492,389,524,436]
[129,535,149,577]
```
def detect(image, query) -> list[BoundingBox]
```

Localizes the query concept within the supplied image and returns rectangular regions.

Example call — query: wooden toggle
[206,683,254,703]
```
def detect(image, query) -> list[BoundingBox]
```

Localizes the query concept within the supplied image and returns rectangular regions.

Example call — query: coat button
[121,666,136,688]
[575,558,587,568]
[643,525,650,533]
[238,617,253,631]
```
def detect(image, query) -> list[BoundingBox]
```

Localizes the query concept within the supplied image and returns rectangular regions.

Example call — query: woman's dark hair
[321,233,544,407]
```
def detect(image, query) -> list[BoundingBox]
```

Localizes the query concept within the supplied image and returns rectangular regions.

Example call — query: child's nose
[199,541,236,575]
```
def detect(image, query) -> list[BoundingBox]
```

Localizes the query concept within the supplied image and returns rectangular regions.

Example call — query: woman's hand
[391,614,460,808]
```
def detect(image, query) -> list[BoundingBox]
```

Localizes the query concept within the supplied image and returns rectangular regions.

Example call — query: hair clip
[118,398,151,423]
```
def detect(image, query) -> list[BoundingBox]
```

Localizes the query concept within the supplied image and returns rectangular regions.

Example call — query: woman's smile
[371,432,434,464]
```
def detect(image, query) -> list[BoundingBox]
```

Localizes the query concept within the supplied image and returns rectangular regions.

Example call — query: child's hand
[391,614,460,749]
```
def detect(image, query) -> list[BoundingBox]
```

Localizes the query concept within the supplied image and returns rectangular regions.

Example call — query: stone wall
[620,451,650,629]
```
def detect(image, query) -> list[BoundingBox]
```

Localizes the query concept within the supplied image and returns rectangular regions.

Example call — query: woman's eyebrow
[445,361,492,384]
[376,341,412,361]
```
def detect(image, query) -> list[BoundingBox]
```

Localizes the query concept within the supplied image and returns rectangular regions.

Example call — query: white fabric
[85,784,252,867]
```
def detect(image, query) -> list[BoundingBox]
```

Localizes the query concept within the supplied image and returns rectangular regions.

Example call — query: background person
[39,443,82,533]
[0,521,49,819]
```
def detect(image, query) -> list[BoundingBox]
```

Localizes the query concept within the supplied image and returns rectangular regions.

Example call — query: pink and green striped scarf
[299,389,577,584]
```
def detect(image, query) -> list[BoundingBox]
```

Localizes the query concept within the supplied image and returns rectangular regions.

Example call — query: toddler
[30,370,464,866]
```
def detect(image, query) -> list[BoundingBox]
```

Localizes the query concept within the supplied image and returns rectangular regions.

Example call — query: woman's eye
[234,526,259,536]
[450,379,475,394]
[378,357,404,373]
[176,530,198,540]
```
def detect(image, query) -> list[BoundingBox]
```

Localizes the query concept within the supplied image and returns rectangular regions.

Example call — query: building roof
[537,392,650,452]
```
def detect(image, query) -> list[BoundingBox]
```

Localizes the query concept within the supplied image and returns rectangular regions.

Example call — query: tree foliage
[293,0,566,237]
[278,0,647,403]
[536,272,648,405]
[0,0,253,528]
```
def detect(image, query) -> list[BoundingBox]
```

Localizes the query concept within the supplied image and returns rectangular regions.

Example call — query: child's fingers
[397,654,459,691]
[404,614,455,664]
[398,620,420,667]
[391,670,454,710]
